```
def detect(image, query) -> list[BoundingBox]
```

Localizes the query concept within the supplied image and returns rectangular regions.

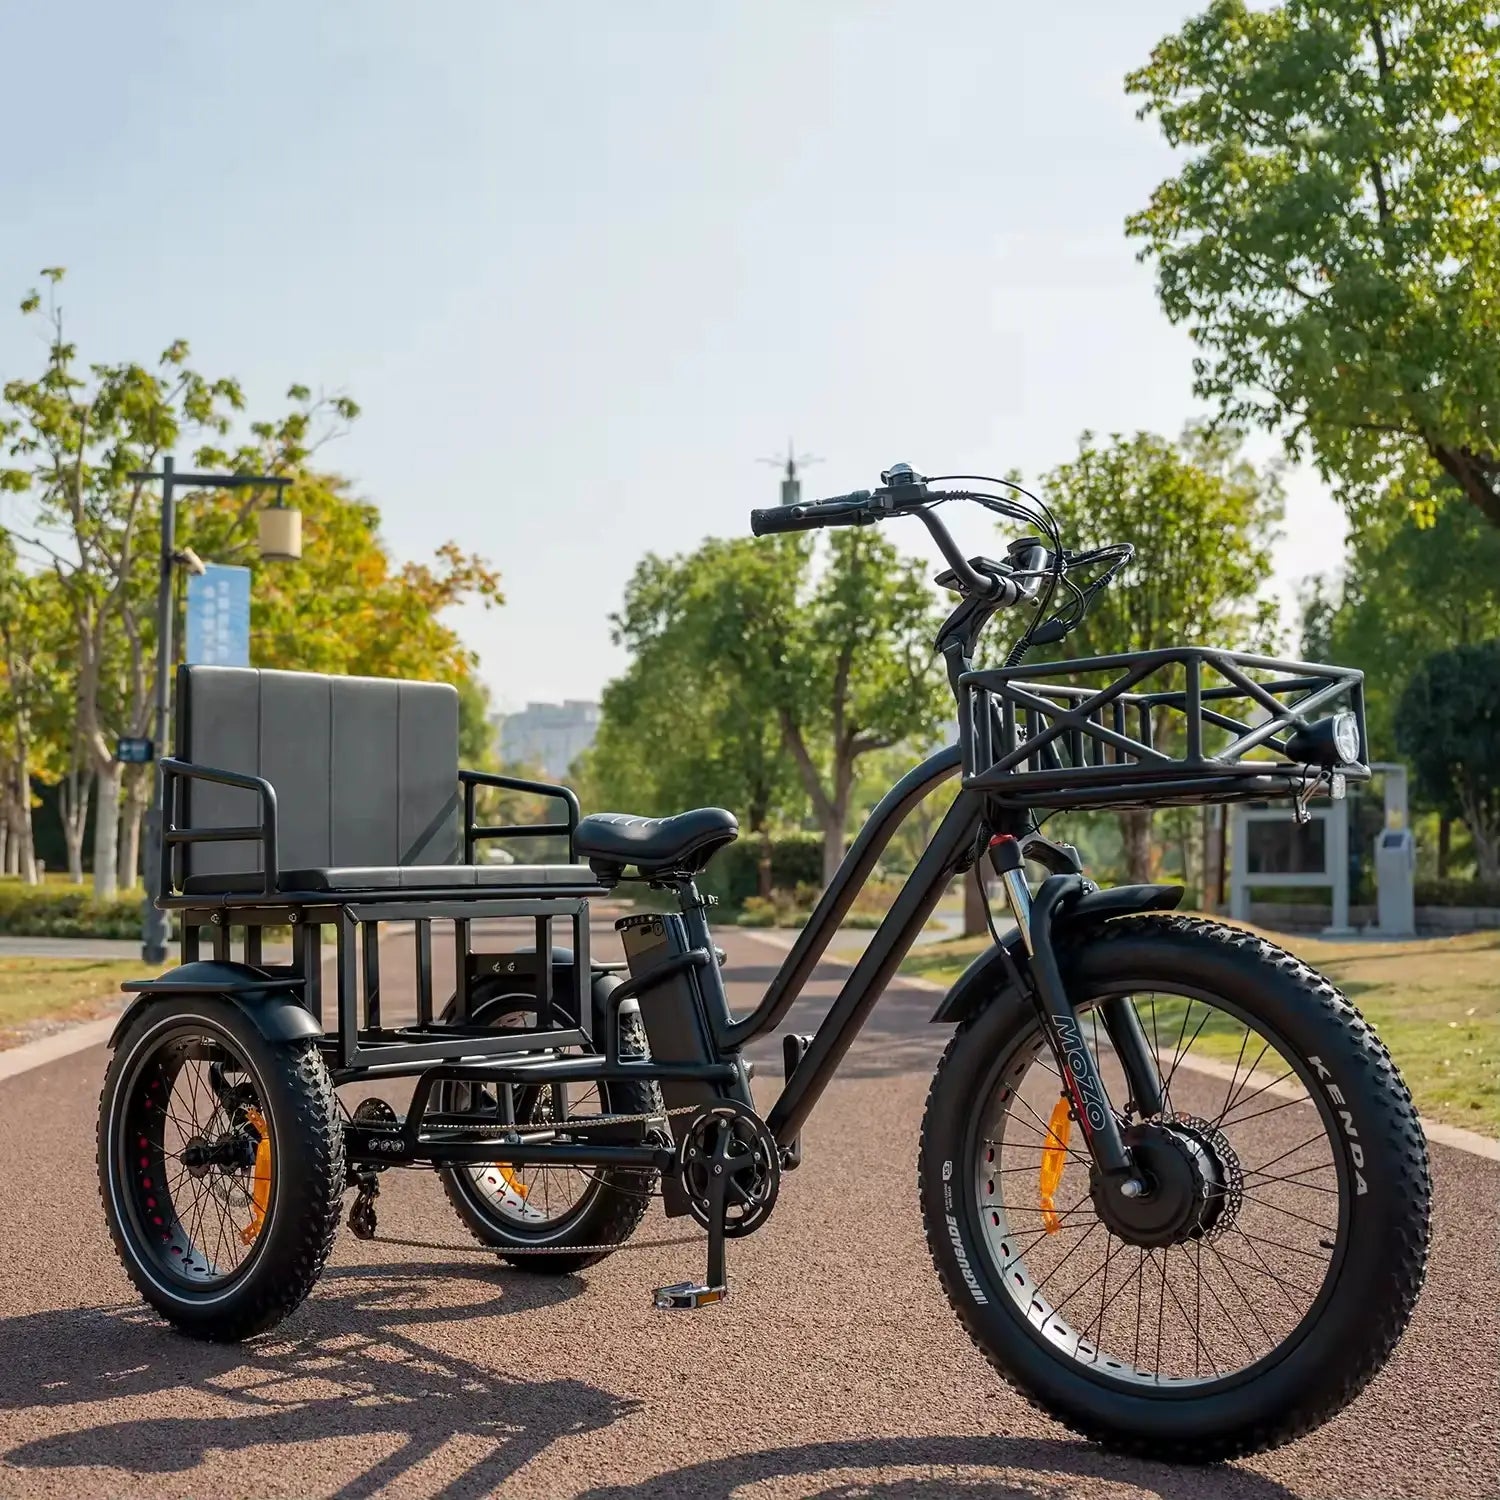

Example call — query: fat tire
[439,1008,659,1274]
[918,915,1431,1462]
[98,995,345,1342]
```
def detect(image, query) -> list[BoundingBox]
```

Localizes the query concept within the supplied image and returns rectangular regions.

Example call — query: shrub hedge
[0,881,148,939]
[1413,877,1500,908]
[698,832,824,908]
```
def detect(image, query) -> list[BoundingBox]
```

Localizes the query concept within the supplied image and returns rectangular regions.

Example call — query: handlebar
[750,472,1054,604]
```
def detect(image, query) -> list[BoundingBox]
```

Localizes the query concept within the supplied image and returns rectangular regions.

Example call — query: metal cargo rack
[958,646,1370,811]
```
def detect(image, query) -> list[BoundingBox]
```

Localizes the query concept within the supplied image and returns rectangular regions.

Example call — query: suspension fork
[990,836,1147,1194]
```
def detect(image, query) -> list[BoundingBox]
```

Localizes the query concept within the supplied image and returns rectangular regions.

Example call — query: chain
[415,1101,702,1137]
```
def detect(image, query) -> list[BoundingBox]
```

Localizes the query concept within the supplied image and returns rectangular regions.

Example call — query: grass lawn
[0,958,165,1048]
[902,924,1500,1137]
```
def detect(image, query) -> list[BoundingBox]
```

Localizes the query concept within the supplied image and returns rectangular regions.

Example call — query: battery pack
[616,911,748,1216]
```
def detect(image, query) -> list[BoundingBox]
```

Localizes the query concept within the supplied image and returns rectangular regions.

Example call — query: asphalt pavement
[0,921,1494,1499]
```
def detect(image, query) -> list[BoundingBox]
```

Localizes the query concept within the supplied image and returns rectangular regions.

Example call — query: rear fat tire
[98,995,345,1342]
[918,915,1431,1461]
[438,1000,660,1274]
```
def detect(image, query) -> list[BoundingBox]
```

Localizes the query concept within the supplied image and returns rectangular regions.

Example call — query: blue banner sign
[185,563,252,667]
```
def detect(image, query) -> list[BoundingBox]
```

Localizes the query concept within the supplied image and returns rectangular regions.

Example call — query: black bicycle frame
[660,742,989,1150]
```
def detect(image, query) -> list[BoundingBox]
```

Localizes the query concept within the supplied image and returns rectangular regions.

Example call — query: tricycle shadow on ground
[0,1262,632,1499]
[576,1436,1305,1500]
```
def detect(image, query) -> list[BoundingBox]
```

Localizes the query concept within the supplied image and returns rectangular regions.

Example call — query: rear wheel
[435,986,661,1273]
[919,916,1430,1461]
[97,996,344,1341]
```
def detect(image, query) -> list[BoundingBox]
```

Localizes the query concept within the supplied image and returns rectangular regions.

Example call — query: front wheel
[919,915,1430,1462]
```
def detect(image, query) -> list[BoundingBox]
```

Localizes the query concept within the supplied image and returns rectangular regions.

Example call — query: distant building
[495,700,600,778]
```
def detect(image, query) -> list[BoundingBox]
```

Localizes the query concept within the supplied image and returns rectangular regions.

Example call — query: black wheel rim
[964,981,1352,1394]
[112,1017,276,1292]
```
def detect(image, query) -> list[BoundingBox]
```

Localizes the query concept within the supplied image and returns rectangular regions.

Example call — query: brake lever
[933,556,1011,596]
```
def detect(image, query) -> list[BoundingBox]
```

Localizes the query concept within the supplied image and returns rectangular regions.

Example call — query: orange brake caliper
[1039,1094,1072,1234]
[240,1107,273,1246]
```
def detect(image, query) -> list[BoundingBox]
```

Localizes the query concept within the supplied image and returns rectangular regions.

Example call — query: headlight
[1331,710,1361,764]
[1286,711,1362,768]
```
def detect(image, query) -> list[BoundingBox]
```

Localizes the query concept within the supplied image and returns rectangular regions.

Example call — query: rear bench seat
[170,665,599,898]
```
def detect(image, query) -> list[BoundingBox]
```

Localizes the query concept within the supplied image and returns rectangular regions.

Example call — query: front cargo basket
[958,646,1369,812]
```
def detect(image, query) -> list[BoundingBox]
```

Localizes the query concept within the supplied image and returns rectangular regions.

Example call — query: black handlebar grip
[749,491,873,537]
[750,506,816,536]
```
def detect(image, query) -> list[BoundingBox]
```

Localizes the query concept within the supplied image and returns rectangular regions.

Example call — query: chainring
[677,1100,780,1239]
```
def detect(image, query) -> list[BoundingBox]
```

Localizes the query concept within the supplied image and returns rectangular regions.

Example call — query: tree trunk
[10,780,36,886]
[1174,809,1194,904]
[1437,817,1451,879]
[0,805,10,877]
[821,814,846,890]
[1120,809,1154,884]
[60,764,89,884]
[10,735,38,885]
[757,829,774,902]
[117,768,147,891]
[1203,804,1225,912]
[93,762,122,900]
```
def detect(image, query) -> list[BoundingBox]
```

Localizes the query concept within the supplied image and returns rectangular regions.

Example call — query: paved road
[0,923,1494,1499]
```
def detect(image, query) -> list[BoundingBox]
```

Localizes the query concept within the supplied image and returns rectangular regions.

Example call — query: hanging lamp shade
[257,503,302,562]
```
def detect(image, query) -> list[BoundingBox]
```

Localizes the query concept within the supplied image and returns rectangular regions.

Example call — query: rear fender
[108,961,322,1049]
[928,883,1184,1025]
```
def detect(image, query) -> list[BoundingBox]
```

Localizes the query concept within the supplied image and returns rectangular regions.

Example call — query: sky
[0,1,1346,713]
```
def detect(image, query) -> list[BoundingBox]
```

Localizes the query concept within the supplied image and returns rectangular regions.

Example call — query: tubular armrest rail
[460,768,581,862]
[158,756,280,900]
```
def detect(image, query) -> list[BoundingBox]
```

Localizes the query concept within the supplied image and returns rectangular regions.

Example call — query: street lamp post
[130,456,298,963]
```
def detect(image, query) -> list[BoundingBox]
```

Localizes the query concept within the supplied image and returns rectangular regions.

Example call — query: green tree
[1127,1,1500,527]
[1029,428,1283,882]
[1,269,246,896]
[1301,495,1500,756]
[599,528,947,887]
[1395,641,1500,878]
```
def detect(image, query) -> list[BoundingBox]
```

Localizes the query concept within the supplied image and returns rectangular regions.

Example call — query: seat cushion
[175,666,462,889]
[573,808,738,874]
[180,864,600,895]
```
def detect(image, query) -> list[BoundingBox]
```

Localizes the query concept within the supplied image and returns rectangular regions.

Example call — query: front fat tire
[98,997,345,1342]
[918,915,1431,1462]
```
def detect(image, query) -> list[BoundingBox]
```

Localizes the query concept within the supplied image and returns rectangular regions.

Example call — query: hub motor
[1091,1113,1243,1248]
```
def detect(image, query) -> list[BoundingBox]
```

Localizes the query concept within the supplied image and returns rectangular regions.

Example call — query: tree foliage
[595,528,947,885]
[1302,495,1500,755]
[1395,640,1500,878]
[1127,1,1500,526]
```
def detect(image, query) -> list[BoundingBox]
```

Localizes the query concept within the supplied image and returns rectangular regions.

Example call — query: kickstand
[653,1131,733,1311]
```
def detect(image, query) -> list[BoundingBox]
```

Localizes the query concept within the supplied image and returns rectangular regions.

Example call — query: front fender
[928,882,1184,1025]
[108,960,323,1049]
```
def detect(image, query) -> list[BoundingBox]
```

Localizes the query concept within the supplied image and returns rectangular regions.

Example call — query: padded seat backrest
[175,665,461,887]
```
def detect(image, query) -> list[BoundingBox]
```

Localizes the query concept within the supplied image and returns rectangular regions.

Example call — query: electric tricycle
[98,464,1430,1461]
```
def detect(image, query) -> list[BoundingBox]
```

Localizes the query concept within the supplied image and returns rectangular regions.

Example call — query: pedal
[780,1033,813,1169]
[652,1281,726,1311]
[348,1170,380,1240]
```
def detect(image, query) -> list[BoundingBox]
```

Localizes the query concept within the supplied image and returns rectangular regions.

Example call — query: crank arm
[990,838,1142,1188]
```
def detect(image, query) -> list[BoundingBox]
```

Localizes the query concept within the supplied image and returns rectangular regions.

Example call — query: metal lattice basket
[958,646,1369,812]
